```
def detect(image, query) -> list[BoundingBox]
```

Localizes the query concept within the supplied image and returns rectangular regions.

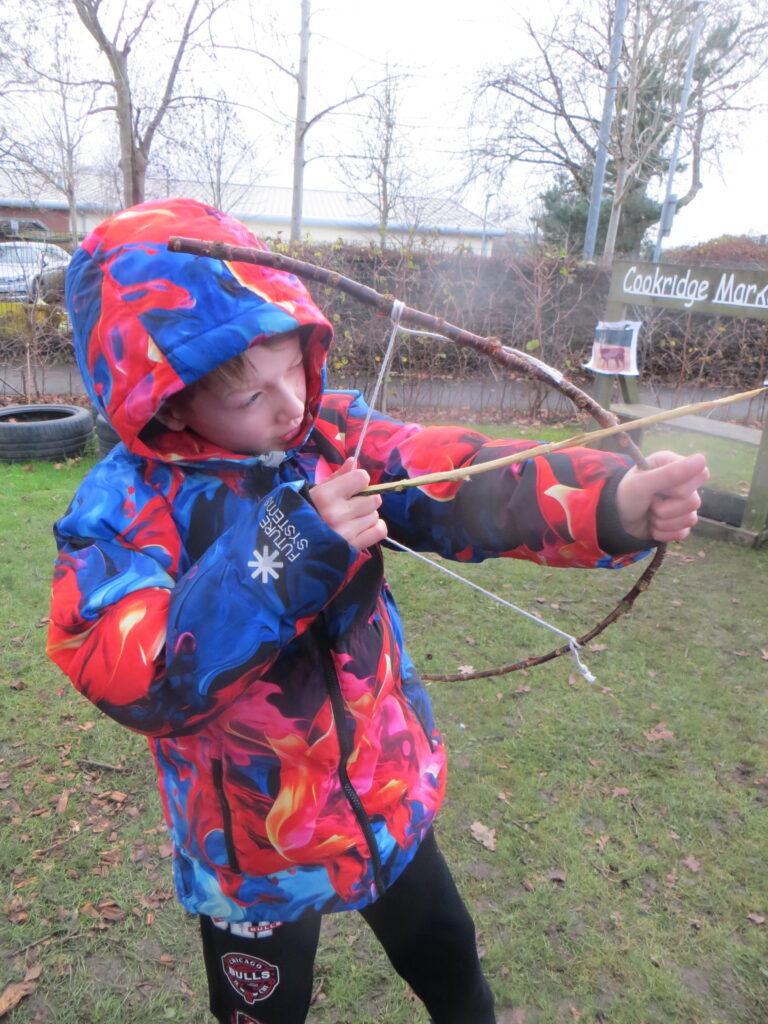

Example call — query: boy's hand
[615,451,710,543]
[309,458,388,551]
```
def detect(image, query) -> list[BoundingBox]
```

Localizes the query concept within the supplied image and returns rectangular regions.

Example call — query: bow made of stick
[167,236,761,681]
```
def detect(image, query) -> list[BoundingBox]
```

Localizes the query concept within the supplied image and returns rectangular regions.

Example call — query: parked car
[0,217,50,239]
[0,240,71,302]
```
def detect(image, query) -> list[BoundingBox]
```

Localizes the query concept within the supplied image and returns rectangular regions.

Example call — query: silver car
[0,241,71,301]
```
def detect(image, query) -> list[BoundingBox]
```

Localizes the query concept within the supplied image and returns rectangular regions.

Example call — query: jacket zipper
[211,756,241,873]
[314,621,385,897]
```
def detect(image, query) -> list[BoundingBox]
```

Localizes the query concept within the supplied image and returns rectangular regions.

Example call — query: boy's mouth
[278,424,303,446]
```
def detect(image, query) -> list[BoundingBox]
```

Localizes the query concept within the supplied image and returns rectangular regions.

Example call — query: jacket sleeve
[47,458,363,738]
[320,392,651,569]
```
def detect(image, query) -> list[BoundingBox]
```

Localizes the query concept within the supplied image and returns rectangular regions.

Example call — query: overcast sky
[257,0,767,247]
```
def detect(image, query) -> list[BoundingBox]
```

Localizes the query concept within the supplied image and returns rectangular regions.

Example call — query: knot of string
[350,298,597,684]
[353,300,450,465]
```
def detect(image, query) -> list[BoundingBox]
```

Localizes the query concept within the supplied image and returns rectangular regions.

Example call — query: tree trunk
[290,0,311,243]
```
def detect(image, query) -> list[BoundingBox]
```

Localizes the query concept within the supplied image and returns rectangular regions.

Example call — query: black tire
[94,412,121,458]
[0,404,94,463]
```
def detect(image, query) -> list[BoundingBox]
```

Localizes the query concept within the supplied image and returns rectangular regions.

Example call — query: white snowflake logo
[248,546,284,583]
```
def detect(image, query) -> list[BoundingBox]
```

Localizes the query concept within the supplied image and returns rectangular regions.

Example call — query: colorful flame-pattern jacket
[48,198,650,923]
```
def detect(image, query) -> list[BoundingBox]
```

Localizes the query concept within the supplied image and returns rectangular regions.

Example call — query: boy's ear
[155,399,187,432]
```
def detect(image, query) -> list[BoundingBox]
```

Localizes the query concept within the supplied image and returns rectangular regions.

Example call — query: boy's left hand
[615,451,710,543]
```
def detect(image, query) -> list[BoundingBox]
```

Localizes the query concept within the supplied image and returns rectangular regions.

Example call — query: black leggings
[200,829,496,1024]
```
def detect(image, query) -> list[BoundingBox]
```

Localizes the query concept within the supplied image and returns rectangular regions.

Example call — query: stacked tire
[94,412,121,458]
[0,404,95,463]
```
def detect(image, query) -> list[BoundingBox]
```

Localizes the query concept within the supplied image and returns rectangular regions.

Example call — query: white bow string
[351,300,597,684]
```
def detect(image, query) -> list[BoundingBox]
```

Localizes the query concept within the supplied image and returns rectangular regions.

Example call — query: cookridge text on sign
[611,261,768,320]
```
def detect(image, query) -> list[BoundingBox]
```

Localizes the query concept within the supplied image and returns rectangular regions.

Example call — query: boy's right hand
[309,458,388,551]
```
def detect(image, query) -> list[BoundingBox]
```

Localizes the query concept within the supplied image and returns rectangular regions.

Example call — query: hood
[65,198,333,463]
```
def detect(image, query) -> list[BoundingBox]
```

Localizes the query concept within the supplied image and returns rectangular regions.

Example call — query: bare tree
[214,0,371,242]
[334,71,420,248]
[152,90,264,211]
[71,0,232,207]
[0,0,100,241]
[472,0,768,257]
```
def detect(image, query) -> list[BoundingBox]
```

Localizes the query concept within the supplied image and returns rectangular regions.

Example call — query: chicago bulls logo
[222,952,279,1003]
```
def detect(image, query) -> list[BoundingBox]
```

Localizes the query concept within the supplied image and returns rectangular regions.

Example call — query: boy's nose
[275,386,305,421]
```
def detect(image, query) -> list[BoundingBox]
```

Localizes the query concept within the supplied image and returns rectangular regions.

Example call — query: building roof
[0,168,504,240]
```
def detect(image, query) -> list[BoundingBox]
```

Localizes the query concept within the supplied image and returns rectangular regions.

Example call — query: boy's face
[163,332,308,454]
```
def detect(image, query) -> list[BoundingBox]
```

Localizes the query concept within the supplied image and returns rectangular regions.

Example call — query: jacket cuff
[596,467,655,555]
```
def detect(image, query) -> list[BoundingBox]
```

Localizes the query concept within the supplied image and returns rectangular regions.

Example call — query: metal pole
[652,1,706,263]
[583,0,628,262]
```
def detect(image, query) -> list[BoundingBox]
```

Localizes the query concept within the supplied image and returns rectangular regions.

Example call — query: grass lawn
[1,439,766,1024]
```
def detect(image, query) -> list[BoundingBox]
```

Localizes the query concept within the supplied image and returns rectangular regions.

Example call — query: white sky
[256,0,767,246]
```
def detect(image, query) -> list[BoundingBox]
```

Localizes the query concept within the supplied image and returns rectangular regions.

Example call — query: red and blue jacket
[48,198,649,922]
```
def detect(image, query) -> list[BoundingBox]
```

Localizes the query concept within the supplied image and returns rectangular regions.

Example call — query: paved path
[2,362,765,424]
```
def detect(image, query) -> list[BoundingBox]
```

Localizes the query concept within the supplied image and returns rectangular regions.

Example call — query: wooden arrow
[361,386,767,494]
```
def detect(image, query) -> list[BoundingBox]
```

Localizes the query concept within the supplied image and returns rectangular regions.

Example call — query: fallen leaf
[547,869,566,885]
[747,912,765,925]
[644,722,675,742]
[97,899,126,922]
[597,835,610,853]
[470,821,497,851]
[0,966,42,1014]
[612,787,630,798]
[56,790,70,815]
[457,665,475,677]
[681,855,701,873]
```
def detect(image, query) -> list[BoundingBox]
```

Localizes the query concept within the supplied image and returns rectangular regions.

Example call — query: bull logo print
[222,952,279,1004]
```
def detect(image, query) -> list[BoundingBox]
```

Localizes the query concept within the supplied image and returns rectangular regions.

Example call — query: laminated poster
[584,320,641,376]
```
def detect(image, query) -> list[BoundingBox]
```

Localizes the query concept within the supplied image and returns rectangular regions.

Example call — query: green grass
[1,450,767,1023]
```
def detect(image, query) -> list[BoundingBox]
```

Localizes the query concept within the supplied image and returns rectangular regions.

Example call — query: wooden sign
[609,260,768,321]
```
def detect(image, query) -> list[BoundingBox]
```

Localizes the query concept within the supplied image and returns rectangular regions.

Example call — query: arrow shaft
[362,387,766,495]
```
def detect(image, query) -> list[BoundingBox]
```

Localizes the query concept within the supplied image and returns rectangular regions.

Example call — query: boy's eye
[241,392,261,408]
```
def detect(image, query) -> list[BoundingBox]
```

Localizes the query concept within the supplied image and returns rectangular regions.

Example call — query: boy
[48,198,708,1024]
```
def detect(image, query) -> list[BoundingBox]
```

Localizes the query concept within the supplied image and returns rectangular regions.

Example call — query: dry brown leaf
[470,821,497,851]
[747,912,765,925]
[0,966,41,1015]
[597,835,610,853]
[682,855,702,874]
[644,722,675,742]
[55,790,70,815]
[97,899,125,922]
[547,869,567,885]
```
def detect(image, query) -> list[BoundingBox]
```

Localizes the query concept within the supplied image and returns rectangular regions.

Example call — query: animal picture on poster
[584,320,641,376]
